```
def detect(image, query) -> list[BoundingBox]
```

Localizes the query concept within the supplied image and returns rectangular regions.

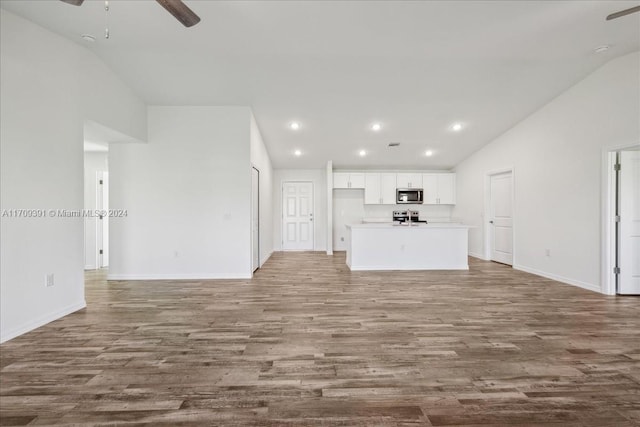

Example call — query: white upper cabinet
[349,173,365,189]
[422,174,438,204]
[380,173,397,204]
[364,173,381,204]
[335,170,455,204]
[396,173,422,189]
[364,173,396,204]
[422,173,456,204]
[437,173,456,204]
[333,172,365,189]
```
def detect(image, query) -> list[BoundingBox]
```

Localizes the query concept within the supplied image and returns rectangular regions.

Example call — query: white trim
[484,167,515,264]
[251,165,260,273]
[107,273,252,280]
[327,161,334,255]
[468,251,486,260]
[0,300,87,343]
[349,264,469,271]
[260,250,273,267]
[513,264,601,294]
[84,264,96,270]
[601,142,640,296]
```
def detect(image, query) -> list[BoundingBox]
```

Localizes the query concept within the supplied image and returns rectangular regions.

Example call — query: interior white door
[101,172,109,267]
[618,150,640,294]
[282,182,314,250]
[489,172,513,265]
[96,171,109,268]
[252,167,260,272]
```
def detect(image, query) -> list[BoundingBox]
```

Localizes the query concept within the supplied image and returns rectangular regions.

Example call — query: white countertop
[347,223,473,229]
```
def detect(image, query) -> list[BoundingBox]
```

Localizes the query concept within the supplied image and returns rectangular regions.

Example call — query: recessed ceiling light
[451,122,464,132]
[425,150,434,157]
[359,150,367,157]
[594,45,610,54]
[371,123,382,132]
[81,34,96,42]
[294,149,302,157]
[289,122,300,130]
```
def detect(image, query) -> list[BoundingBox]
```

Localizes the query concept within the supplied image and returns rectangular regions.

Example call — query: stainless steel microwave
[396,188,424,204]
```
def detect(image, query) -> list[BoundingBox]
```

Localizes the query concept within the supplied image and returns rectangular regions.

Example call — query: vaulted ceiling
[2,1,639,169]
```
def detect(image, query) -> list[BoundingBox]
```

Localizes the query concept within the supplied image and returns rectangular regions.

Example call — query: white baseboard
[107,273,252,280]
[349,264,469,271]
[0,300,86,344]
[468,252,486,260]
[84,264,96,270]
[513,264,601,294]
[260,250,274,267]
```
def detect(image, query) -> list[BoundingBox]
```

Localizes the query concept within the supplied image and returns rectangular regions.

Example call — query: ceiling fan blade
[60,0,85,5]
[606,5,640,20]
[155,0,201,27]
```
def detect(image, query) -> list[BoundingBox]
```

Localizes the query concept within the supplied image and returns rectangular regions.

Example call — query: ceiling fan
[60,0,201,27]
[606,5,640,20]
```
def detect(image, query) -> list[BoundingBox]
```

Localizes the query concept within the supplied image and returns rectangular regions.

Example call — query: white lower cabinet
[422,173,456,204]
[364,173,396,204]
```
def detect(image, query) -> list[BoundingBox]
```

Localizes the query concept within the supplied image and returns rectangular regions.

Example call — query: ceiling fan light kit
[59,0,201,31]
[606,5,640,20]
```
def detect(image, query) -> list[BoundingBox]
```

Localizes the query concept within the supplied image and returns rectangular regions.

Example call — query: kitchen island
[345,223,471,271]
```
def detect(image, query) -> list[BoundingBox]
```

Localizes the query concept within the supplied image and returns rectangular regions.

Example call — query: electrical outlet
[45,274,54,287]
[545,249,551,257]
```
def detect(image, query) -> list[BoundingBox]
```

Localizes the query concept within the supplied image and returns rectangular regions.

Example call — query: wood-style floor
[1,252,639,426]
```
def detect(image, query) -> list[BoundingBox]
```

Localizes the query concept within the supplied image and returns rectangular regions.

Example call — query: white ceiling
[2,0,639,169]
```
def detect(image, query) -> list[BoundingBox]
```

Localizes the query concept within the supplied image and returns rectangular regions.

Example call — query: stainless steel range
[392,210,427,224]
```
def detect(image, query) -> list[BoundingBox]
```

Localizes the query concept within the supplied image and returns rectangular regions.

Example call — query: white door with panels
[282,182,314,250]
[618,150,640,294]
[489,171,513,265]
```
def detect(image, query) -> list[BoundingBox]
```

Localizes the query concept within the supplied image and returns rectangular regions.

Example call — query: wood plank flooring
[1,252,639,426]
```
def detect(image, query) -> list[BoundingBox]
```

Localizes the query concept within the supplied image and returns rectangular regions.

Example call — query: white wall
[84,151,108,270]
[273,169,328,251]
[453,51,640,293]
[250,113,274,266]
[0,10,147,343]
[109,106,254,279]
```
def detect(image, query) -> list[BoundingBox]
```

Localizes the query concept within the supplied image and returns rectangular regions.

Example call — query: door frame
[484,167,515,264]
[251,166,260,273]
[601,142,640,295]
[281,180,315,251]
[98,171,109,268]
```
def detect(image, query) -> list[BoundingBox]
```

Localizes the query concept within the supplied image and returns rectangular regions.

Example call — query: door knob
[489,220,494,224]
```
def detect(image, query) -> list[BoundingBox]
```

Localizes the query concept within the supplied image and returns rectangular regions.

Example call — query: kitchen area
[332,170,471,270]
